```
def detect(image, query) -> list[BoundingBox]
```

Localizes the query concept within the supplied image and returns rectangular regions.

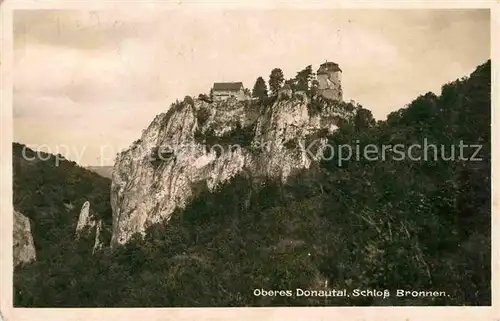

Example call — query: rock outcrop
[111,96,357,246]
[93,220,104,254]
[75,201,104,253]
[13,210,36,266]
[75,201,93,235]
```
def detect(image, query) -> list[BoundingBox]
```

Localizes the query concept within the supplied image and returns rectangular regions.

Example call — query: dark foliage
[183,95,195,106]
[269,68,285,96]
[294,65,314,93]
[194,123,256,156]
[14,61,491,307]
[196,107,211,127]
[12,143,113,261]
[307,95,358,118]
[250,95,278,113]
[252,76,268,101]
[198,93,212,103]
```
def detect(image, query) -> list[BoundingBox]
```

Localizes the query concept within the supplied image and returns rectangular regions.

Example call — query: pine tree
[252,77,268,101]
[269,68,285,96]
[295,65,313,93]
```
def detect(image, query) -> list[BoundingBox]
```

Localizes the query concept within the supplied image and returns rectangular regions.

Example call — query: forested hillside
[86,166,114,179]
[13,60,490,307]
[12,143,113,261]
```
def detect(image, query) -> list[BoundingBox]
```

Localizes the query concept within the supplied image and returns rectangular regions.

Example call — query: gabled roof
[213,82,244,91]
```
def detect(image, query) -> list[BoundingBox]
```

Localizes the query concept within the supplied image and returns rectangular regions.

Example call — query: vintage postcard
[0,1,498,320]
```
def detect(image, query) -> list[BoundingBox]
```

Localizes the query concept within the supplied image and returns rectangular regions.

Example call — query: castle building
[316,61,343,101]
[212,82,247,101]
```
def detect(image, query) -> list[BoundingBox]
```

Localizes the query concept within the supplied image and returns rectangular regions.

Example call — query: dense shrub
[198,94,212,103]
[194,123,256,156]
[183,95,195,106]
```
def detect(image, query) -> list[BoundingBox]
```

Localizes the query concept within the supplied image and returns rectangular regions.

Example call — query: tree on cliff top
[252,77,268,101]
[269,68,285,96]
[294,65,314,93]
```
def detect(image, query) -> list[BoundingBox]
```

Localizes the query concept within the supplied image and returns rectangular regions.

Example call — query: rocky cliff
[111,96,356,245]
[75,201,104,253]
[13,210,37,266]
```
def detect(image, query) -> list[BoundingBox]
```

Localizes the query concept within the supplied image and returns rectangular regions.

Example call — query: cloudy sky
[13,8,490,166]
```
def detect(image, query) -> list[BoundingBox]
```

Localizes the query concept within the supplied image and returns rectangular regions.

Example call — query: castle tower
[316,61,343,101]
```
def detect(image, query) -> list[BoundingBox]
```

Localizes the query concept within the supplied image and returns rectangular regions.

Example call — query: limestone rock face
[13,210,36,266]
[76,201,93,234]
[75,201,104,253]
[251,98,318,180]
[197,98,257,135]
[111,97,355,245]
[93,220,103,254]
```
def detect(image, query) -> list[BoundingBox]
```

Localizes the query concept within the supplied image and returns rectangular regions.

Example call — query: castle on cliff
[316,61,343,101]
[210,61,343,102]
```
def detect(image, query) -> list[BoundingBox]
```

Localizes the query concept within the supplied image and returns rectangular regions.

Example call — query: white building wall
[213,89,247,101]
[317,74,328,90]
[317,71,342,101]
[331,71,341,83]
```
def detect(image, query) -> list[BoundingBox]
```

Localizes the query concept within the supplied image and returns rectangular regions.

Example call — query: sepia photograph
[3,2,496,315]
